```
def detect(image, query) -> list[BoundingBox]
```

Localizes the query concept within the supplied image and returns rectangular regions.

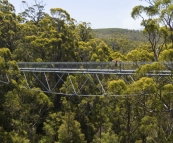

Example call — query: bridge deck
[18,62,172,76]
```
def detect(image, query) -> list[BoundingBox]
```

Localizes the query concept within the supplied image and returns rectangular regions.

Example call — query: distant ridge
[92,28,147,43]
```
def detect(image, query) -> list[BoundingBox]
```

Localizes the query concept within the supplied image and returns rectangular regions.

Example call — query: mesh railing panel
[18,62,173,71]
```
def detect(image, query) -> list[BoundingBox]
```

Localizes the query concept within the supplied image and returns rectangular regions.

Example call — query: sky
[8,0,148,30]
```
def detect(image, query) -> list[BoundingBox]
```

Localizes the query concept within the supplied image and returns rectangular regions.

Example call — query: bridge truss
[13,62,173,96]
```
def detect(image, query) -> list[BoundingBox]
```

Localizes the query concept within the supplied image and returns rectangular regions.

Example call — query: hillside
[93,28,147,43]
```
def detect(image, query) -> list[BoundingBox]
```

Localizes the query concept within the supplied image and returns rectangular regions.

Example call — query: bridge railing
[17,62,172,71]
[18,62,118,70]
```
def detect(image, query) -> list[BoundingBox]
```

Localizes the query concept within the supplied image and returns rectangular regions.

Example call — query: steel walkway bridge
[18,62,172,75]
[1,62,173,96]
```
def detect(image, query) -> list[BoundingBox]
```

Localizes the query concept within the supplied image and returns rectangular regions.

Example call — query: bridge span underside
[18,62,173,96]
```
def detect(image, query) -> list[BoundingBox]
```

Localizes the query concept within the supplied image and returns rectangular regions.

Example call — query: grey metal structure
[16,62,173,96]
[18,62,172,74]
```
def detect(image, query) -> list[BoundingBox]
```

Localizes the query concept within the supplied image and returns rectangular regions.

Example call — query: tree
[58,112,86,143]
[131,1,169,61]
[92,130,118,143]
[106,33,137,54]
[40,112,62,143]
[19,0,47,24]
[3,88,53,142]
[76,22,94,42]
[107,79,127,95]
[0,0,21,51]
[126,49,153,63]
[155,0,173,47]
[138,116,158,143]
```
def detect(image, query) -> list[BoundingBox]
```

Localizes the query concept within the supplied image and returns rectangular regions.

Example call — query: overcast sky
[8,0,147,30]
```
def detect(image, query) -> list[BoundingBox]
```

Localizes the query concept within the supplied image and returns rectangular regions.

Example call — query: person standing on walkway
[114,60,118,70]
[113,59,122,70]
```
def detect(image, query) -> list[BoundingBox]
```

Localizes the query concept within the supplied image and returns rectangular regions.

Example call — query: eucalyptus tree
[57,112,86,143]
[131,0,173,61]
[13,7,79,62]
[159,48,173,63]
[125,77,158,142]
[0,0,21,51]
[12,20,41,62]
[0,47,55,142]
[4,88,53,142]
[131,61,173,142]
[76,22,94,42]
[155,0,173,47]
[19,0,47,24]
[158,84,173,142]
[87,39,113,62]
[126,49,153,62]
[106,33,137,54]
[0,48,20,142]
[23,8,79,62]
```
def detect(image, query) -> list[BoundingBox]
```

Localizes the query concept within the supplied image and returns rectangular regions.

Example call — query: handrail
[17,62,172,71]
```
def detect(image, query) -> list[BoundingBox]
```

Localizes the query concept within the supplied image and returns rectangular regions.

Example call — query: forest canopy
[1,0,173,142]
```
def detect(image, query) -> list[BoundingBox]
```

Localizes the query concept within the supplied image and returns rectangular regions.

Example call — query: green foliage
[58,113,86,143]
[93,28,147,43]
[3,88,53,142]
[139,116,158,142]
[127,77,156,94]
[50,8,70,21]
[94,29,146,54]
[40,112,62,143]
[131,0,173,61]
[1,0,173,142]
[92,130,118,143]
[159,49,173,61]
[111,51,127,61]
[107,79,127,95]
[126,49,153,62]
[136,62,165,75]
[10,131,29,143]
[0,1,20,51]
[76,22,94,42]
